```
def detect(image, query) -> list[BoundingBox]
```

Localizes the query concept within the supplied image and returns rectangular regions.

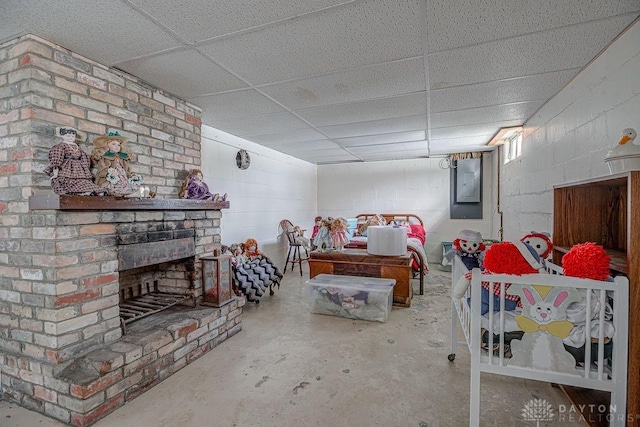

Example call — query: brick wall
[0,34,237,425]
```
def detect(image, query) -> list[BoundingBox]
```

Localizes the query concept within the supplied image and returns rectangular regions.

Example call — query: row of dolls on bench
[448,229,617,362]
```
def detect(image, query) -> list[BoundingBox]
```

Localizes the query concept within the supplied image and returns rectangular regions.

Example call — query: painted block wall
[316,157,495,263]
[498,20,640,242]
[199,125,318,268]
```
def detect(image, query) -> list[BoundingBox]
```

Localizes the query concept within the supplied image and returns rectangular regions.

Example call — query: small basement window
[504,131,522,164]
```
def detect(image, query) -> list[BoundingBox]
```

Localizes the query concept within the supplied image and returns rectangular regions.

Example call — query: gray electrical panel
[450,157,482,219]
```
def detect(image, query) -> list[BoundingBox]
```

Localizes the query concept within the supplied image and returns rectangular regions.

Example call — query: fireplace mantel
[29,194,230,211]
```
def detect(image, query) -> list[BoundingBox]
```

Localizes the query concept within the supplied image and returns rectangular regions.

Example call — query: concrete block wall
[316,156,495,262]
[498,21,640,241]
[200,126,318,269]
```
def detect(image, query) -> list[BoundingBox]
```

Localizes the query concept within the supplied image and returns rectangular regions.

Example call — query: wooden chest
[309,249,412,307]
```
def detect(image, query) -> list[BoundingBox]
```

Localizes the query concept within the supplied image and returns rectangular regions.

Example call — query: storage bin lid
[306,274,395,291]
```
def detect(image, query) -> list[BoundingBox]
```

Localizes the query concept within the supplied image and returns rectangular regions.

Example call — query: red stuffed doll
[520,231,553,260]
[444,229,485,270]
[562,242,610,280]
[453,240,547,315]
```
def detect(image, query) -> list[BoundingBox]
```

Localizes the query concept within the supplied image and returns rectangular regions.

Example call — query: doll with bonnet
[444,229,485,270]
[313,217,333,251]
[45,127,106,195]
[91,131,143,196]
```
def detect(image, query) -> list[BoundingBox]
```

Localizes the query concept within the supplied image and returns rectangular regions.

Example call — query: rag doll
[453,240,547,314]
[330,217,350,251]
[521,231,553,261]
[561,242,615,366]
[91,131,143,196]
[444,229,485,270]
[44,126,106,196]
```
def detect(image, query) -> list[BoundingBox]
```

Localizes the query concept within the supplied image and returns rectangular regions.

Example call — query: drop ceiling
[1,0,638,164]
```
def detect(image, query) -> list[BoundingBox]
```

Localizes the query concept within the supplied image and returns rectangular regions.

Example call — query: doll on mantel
[179,169,227,202]
[91,131,143,197]
[44,127,107,196]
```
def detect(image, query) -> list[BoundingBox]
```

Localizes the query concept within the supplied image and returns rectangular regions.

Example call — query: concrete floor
[1,263,574,427]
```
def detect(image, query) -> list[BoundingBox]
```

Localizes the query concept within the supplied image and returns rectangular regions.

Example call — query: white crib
[449,256,629,426]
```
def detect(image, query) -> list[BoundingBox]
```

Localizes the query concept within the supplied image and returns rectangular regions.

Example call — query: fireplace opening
[118,256,197,333]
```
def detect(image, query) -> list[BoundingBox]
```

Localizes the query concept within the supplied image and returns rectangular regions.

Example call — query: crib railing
[468,269,629,427]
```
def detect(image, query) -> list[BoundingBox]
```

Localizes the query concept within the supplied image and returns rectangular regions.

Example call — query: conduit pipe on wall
[496,146,504,242]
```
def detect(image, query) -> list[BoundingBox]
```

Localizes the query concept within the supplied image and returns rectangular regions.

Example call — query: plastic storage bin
[306,274,396,322]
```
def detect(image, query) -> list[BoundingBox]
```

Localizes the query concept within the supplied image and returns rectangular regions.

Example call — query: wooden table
[309,249,412,307]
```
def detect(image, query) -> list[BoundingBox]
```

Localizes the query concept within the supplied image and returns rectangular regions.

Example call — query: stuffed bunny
[509,284,581,373]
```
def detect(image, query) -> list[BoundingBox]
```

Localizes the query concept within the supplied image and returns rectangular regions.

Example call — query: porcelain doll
[313,217,333,251]
[91,131,143,196]
[330,217,350,251]
[44,127,106,195]
[179,169,227,202]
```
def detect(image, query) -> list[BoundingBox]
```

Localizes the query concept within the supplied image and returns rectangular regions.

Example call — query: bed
[449,256,629,426]
[345,213,428,295]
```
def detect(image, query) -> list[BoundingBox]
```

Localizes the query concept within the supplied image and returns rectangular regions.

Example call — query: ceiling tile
[206,112,310,137]
[431,101,543,129]
[350,140,429,155]
[430,69,579,113]
[319,115,427,138]
[116,49,248,99]
[248,128,328,145]
[430,121,523,143]
[0,0,181,64]
[265,139,342,152]
[296,93,427,127]
[428,16,637,88]
[129,0,350,43]
[426,0,640,52]
[260,58,425,109]
[336,130,426,147]
[197,0,424,84]
[193,89,286,122]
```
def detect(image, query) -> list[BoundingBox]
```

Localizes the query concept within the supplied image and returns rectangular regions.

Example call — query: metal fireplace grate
[119,275,193,333]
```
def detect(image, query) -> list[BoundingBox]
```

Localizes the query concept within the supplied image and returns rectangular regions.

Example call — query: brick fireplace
[0,35,245,425]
